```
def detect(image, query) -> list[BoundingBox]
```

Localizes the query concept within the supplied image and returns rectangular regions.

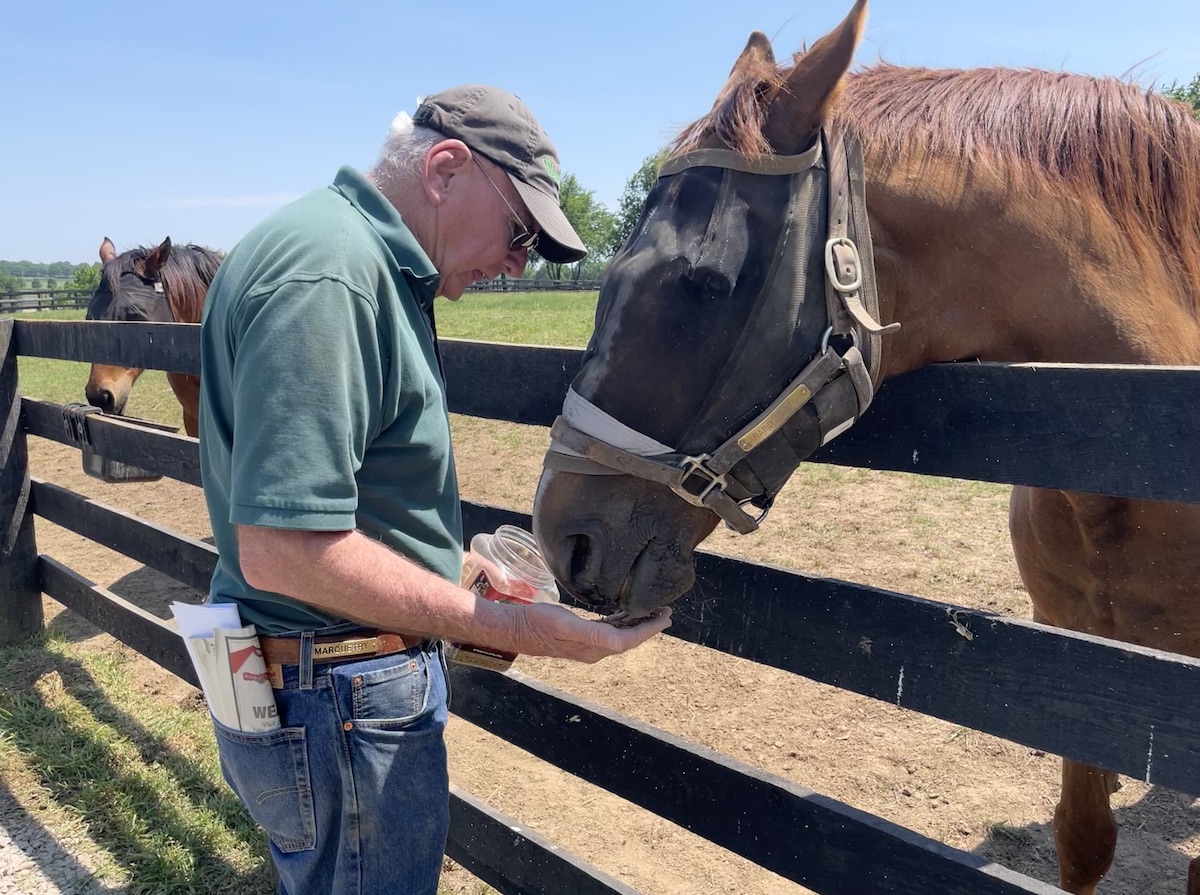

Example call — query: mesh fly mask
[543,130,898,534]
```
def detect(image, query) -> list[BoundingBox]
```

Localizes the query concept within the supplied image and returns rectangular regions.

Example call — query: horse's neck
[865,158,1200,378]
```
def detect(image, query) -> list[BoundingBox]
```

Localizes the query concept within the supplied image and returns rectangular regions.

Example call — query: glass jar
[447,525,560,671]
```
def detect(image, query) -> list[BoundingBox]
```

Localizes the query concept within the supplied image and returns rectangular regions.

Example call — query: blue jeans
[211,632,450,895]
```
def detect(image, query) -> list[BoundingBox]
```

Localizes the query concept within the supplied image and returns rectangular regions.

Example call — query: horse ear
[143,236,173,279]
[729,31,775,79]
[99,237,116,264]
[762,0,868,154]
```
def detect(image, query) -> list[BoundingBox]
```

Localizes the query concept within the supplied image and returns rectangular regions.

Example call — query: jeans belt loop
[299,631,315,690]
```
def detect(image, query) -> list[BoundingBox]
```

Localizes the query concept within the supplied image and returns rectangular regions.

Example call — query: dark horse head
[533,1,888,616]
[85,236,222,436]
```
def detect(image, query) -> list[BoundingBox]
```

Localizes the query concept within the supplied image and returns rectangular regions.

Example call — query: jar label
[449,571,529,670]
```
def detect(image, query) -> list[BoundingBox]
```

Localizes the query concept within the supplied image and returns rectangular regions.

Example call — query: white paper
[171,601,242,638]
[170,602,280,732]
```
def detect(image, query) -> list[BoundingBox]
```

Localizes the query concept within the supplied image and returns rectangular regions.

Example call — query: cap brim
[508,176,588,265]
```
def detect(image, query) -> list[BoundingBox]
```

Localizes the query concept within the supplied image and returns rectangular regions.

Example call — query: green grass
[0,635,272,893]
[437,291,597,346]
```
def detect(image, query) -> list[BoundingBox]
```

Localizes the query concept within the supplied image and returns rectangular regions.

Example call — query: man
[198,85,671,895]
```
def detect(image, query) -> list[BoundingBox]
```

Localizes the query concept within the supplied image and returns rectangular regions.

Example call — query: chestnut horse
[532,3,1200,893]
[84,236,221,437]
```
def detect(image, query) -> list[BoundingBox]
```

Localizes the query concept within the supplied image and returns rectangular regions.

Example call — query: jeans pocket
[213,720,316,852]
[345,651,433,731]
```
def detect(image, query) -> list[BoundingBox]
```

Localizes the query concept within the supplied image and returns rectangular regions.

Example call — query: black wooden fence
[4,317,1200,895]
[0,290,91,314]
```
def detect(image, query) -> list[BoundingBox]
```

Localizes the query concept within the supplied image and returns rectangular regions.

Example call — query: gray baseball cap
[413,85,587,265]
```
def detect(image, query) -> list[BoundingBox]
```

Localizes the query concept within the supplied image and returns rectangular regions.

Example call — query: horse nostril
[95,390,116,413]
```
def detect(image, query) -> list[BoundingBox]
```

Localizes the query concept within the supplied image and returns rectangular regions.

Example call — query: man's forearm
[237,525,516,647]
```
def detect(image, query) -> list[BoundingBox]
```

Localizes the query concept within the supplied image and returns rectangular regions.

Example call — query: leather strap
[259,631,424,667]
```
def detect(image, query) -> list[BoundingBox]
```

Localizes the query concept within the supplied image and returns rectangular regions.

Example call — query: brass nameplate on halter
[737,385,813,452]
[312,637,379,660]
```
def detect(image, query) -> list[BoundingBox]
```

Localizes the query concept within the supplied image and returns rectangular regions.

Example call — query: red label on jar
[449,571,528,670]
[468,570,533,606]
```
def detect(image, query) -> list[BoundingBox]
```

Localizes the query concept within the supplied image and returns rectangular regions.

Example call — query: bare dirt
[21,419,1200,895]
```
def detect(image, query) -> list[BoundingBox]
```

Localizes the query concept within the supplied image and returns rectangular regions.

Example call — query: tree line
[0,263,100,295]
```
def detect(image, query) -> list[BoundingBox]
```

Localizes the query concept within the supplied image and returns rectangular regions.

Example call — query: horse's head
[83,235,221,436]
[84,236,177,415]
[533,1,888,616]
[87,236,177,326]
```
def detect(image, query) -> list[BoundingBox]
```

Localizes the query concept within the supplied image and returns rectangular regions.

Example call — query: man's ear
[423,139,473,206]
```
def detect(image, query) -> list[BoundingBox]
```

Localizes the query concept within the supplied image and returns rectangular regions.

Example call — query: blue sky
[4,0,1199,264]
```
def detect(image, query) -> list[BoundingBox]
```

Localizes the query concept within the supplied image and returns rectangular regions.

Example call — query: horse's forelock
[672,58,788,158]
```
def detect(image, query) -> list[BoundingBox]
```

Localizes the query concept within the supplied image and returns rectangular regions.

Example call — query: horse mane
[103,243,223,323]
[673,57,1200,303]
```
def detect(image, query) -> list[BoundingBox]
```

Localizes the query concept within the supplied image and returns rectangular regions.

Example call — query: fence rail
[0,290,91,313]
[464,277,602,292]
[5,316,1200,894]
[0,281,598,312]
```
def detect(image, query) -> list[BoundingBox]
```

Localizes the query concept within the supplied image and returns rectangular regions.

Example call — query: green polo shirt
[199,166,462,633]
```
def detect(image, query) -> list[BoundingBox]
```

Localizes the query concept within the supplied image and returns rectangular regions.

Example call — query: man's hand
[511,602,672,664]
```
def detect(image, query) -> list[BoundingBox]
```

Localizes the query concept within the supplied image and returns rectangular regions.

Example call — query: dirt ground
[21,419,1200,895]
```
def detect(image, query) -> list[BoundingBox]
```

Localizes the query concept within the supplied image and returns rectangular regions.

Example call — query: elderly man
[198,85,671,895]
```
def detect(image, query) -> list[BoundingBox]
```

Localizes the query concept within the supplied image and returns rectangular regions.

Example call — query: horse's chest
[1010,486,1200,655]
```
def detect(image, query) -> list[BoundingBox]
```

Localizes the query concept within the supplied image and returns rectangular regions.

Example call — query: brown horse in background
[85,236,221,436]
[532,3,1200,893]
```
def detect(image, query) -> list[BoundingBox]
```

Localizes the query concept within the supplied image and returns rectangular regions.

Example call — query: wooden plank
[29,478,215,592]
[447,786,641,895]
[461,504,1200,797]
[12,324,1200,498]
[440,341,1200,501]
[448,666,1059,895]
[0,320,43,644]
[13,320,200,375]
[814,362,1200,501]
[441,340,583,426]
[22,398,201,487]
[37,555,196,687]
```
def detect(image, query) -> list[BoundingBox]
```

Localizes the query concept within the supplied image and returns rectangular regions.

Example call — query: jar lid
[490,525,556,589]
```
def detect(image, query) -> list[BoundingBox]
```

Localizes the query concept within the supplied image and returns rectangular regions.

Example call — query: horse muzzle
[533,468,715,615]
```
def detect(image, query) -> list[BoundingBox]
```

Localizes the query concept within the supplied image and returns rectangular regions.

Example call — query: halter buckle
[824,236,862,293]
[672,455,728,507]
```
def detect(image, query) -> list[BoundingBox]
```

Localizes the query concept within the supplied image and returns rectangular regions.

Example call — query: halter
[543,130,899,534]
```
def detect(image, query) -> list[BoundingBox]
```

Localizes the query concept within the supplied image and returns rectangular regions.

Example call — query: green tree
[535,173,616,281]
[0,273,22,294]
[607,149,669,256]
[1162,73,1200,118]
[29,279,42,290]
[71,262,102,291]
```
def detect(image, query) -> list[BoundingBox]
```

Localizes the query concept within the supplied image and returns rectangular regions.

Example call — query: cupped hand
[513,602,673,664]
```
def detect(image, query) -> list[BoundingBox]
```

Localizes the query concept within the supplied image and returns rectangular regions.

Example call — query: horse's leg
[166,373,200,437]
[1009,486,1120,894]
[1054,759,1119,894]
[1189,856,1200,895]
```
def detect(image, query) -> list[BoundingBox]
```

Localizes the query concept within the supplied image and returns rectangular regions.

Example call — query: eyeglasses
[472,155,540,252]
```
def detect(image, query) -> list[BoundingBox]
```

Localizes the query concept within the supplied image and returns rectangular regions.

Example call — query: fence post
[0,320,43,645]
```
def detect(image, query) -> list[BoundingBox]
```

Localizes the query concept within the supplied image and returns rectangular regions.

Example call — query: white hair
[368,109,441,191]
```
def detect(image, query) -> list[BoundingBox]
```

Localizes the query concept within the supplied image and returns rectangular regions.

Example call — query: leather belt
[259,631,424,668]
